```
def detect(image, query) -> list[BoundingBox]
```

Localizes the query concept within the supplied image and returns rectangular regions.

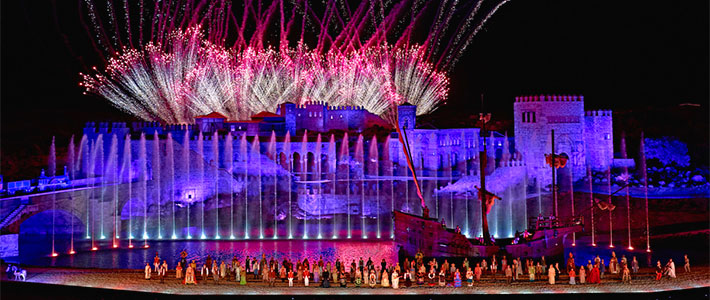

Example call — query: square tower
[397,103,417,130]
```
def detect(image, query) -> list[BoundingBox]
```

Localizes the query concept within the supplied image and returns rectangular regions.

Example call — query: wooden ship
[393,104,583,259]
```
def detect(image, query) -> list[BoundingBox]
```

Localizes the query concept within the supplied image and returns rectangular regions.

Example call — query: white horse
[14,269,26,281]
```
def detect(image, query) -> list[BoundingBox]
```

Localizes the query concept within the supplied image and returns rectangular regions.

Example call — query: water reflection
[18,235,397,270]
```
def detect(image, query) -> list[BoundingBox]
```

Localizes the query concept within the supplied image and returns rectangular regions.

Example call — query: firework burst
[79,0,508,124]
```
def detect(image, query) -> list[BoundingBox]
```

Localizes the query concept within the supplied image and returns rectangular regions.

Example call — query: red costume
[588,266,601,283]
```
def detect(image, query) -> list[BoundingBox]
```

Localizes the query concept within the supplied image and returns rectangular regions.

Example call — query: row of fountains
[43,129,531,255]
[41,128,654,256]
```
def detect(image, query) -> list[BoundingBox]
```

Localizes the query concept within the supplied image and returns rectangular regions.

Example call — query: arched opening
[19,209,85,257]
[20,209,84,236]
[279,152,288,170]
[307,152,316,179]
[292,152,301,173]
[320,153,329,178]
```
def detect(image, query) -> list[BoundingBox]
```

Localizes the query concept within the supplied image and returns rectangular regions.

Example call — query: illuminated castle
[513,95,613,185]
[2,95,613,243]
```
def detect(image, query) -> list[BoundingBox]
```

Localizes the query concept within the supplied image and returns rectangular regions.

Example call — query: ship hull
[394,210,581,258]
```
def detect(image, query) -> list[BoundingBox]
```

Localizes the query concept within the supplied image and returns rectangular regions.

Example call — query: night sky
[1,1,708,179]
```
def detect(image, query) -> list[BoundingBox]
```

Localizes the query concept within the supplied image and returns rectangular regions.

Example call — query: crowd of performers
[143,250,691,287]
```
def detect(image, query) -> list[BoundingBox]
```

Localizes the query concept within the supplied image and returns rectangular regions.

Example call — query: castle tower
[280,102,297,136]
[584,110,613,171]
[397,103,417,130]
[513,95,588,186]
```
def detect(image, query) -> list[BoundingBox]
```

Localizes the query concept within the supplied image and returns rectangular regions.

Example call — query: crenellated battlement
[514,94,584,102]
[326,105,366,111]
[584,110,612,117]
[297,101,365,111]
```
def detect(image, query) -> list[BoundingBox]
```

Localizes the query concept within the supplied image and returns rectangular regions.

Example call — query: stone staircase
[0,204,26,230]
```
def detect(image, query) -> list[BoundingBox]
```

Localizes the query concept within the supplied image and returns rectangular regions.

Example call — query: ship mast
[479,94,492,245]
[394,110,426,215]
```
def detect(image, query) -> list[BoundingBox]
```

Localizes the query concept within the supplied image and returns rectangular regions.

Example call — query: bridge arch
[19,209,84,236]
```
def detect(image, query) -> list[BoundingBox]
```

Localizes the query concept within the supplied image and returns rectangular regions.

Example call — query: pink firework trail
[79,0,510,209]
[80,0,509,124]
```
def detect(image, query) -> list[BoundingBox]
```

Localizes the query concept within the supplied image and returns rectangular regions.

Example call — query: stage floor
[2,266,708,297]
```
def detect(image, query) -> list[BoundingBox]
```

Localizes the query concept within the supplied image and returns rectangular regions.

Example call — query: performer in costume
[666,259,676,278]
[184,264,197,285]
[391,270,399,289]
[609,252,619,275]
[416,269,425,285]
[428,268,437,286]
[220,261,227,279]
[381,269,390,287]
[588,263,601,283]
[579,265,586,284]
[454,269,462,287]
[403,269,413,287]
[355,268,362,287]
[159,260,168,283]
[240,268,247,285]
[321,268,330,288]
[621,265,631,283]
[212,261,219,284]
[339,270,347,287]
[368,270,377,288]
[176,262,183,279]
[304,267,310,287]
[288,269,294,287]
[474,263,482,282]
[144,263,152,280]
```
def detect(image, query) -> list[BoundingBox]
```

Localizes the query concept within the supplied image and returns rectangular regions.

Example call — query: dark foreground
[2,280,707,300]
[1,266,709,300]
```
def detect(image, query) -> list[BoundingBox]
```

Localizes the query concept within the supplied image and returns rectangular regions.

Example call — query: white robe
[548,267,556,284]
[391,272,399,289]
[145,265,152,279]
[381,271,390,287]
[667,262,676,278]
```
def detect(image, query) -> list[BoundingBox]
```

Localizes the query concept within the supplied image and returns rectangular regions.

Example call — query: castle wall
[514,95,594,186]
[324,106,351,131]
